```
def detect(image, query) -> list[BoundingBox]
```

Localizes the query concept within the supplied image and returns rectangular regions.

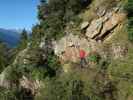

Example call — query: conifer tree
[18,29,28,50]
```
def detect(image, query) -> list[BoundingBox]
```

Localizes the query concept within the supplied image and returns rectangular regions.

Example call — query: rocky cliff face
[0,5,126,73]
[53,34,97,63]
[51,5,126,63]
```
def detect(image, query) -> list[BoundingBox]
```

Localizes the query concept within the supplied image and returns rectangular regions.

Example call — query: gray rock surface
[0,71,10,88]
[81,21,89,30]
[85,9,125,41]
[20,76,43,95]
[86,17,103,39]
[99,13,126,38]
[53,34,98,62]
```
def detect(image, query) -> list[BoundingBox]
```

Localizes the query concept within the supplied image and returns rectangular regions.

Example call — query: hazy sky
[0,0,39,30]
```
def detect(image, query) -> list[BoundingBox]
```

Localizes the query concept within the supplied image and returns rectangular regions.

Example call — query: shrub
[107,59,133,100]
[0,42,16,73]
[125,0,133,42]
[36,0,92,40]
[35,73,90,100]
[5,65,22,87]
[128,27,133,42]
[0,87,18,100]
[17,29,28,50]
[88,52,100,63]
[125,0,133,17]
[31,25,44,47]
[0,86,34,100]
[31,67,46,80]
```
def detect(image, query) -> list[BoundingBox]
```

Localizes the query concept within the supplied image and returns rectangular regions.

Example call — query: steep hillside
[0,28,20,47]
[0,0,133,100]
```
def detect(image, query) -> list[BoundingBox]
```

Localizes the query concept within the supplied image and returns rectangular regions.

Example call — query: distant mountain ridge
[0,28,20,47]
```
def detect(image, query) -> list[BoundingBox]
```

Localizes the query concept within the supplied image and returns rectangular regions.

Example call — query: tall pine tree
[18,29,28,50]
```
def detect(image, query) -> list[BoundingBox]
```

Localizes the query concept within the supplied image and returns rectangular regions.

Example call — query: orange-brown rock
[99,13,126,38]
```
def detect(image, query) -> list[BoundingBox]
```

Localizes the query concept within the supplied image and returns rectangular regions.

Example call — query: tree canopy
[31,0,92,40]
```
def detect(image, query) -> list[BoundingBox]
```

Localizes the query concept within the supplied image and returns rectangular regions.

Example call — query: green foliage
[88,52,100,63]
[31,24,44,47]
[127,21,133,42]
[0,86,34,100]
[31,67,46,80]
[0,44,7,72]
[0,42,16,73]
[35,0,91,40]
[0,57,34,99]
[106,46,133,100]
[0,87,18,100]
[125,0,133,42]
[1,1,132,100]
[18,29,28,50]
[34,68,118,100]
[36,52,61,78]
[35,73,90,100]
[108,59,133,83]
[125,0,133,17]
[5,65,22,86]
[47,53,60,71]
[15,47,61,79]
[41,15,65,39]
[88,68,118,100]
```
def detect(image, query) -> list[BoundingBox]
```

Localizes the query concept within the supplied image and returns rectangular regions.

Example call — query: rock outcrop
[0,70,10,88]
[20,76,43,95]
[53,34,98,63]
[0,71,42,95]
[13,48,46,66]
[98,13,126,39]
[86,17,104,39]
[52,7,126,63]
[85,8,126,41]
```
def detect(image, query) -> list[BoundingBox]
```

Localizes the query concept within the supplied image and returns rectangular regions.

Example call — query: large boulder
[86,17,103,39]
[98,12,126,38]
[85,7,125,41]
[85,11,114,39]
